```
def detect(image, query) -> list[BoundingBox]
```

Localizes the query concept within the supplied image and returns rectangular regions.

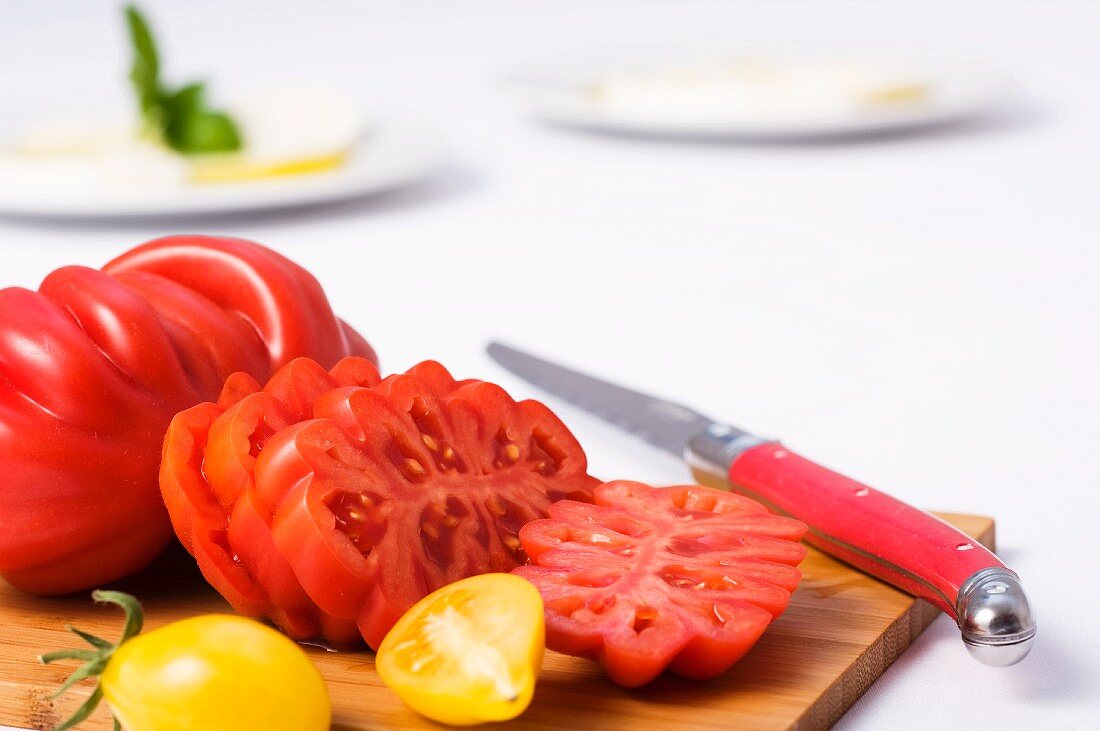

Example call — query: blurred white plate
[0,118,445,218]
[509,53,1012,140]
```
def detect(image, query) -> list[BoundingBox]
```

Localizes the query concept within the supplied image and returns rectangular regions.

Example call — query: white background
[1,1,1097,728]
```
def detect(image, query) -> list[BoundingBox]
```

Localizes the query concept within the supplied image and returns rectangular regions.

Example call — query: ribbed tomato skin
[0,236,376,594]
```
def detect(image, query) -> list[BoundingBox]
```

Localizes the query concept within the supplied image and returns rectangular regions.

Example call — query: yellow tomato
[376,573,545,726]
[101,614,330,731]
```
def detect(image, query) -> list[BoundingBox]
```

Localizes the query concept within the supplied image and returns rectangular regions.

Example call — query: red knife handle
[726,442,998,617]
[701,437,1035,666]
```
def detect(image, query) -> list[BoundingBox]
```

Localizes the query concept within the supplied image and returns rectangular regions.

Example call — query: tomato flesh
[160,357,598,647]
[512,481,808,687]
[376,573,545,726]
[162,359,377,643]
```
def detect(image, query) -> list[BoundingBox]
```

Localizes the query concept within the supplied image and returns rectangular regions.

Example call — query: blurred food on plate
[591,55,931,121]
[511,51,1009,139]
[0,5,365,193]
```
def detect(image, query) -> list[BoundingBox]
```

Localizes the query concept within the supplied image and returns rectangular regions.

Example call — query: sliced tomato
[160,357,598,648]
[376,573,545,726]
[512,481,808,687]
[161,358,378,644]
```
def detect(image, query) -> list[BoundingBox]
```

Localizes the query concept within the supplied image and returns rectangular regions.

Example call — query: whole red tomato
[0,236,375,595]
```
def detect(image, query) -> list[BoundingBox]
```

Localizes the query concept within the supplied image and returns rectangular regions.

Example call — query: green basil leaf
[165,109,242,154]
[124,4,161,124]
[162,82,205,118]
[123,5,243,155]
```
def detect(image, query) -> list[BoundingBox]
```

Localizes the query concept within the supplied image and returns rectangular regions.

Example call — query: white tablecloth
[1,1,1096,728]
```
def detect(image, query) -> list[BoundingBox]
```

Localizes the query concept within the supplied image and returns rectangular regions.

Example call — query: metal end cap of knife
[956,567,1037,667]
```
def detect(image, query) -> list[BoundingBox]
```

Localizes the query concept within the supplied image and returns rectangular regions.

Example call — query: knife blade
[487,341,1036,666]
[486,341,726,456]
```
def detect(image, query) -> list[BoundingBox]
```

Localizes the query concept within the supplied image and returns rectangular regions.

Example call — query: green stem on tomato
[39,591,145,731]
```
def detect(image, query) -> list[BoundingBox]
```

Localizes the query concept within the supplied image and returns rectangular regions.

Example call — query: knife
[487,341,1035,666]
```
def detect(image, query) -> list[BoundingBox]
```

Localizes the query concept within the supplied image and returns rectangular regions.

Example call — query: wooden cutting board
[0,512,992,731]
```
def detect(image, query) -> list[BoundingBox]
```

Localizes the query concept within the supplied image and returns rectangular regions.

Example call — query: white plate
[509,53,1012,140]
[0,118,445,219]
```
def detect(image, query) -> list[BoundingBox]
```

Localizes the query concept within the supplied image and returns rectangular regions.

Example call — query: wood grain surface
[0,512,993,731]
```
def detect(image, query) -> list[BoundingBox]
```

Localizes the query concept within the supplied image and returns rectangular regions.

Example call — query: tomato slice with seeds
[512,481,808,687]
[160,357,598,648]
[377,573,545,726]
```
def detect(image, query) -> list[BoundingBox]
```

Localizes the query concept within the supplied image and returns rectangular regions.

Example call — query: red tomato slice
[512,481,808,687]
[160,357,598,648]
[161,358,378,644]
[0,236,376,595]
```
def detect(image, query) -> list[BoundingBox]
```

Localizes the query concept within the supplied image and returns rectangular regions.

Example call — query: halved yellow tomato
[376,573,545,726]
